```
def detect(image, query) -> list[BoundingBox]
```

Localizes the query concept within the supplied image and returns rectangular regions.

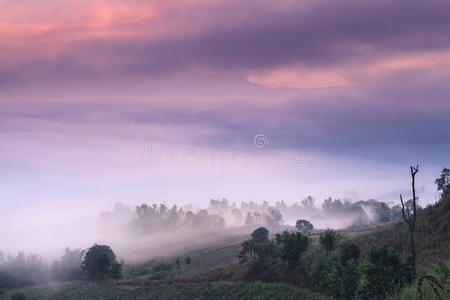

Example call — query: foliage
[239,239,276,275]
[352,189,450,269]
[274,231,309,270]
[123,266,151,279]
[435,167,450,194]
[239,228,277,279]
[339,242,361,264]
[320,254,360,299]
[295,219,314,235]
[312,244,412,299]
[358,246,413,299]
[152,262,173,273]
[389,260,450,300]
[311,242,361,299]
[319,229,341,255]
[81,244,122,281]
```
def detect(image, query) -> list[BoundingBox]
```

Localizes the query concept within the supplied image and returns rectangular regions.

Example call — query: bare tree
[400,165,419,279]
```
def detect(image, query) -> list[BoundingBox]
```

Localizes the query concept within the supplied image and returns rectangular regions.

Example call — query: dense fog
[0,196,408,263]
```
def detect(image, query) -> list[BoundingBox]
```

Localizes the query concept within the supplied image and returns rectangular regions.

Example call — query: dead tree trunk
[400,165,419,280]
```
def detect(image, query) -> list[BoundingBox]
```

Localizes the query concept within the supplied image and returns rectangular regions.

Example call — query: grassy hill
[351,191,450,268]
[1,193,449,299]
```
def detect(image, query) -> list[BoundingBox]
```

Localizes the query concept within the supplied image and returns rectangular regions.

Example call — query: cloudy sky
[1,0,449,218]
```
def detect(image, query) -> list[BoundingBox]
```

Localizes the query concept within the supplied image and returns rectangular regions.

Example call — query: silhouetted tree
[435,167,450,194]
[295,219,314,235]
[400,165,419,279]
[301,195,315,208]
[266,208,283,227]
[81,244,121,281]
[251,227,269,243]
[51,247,84,281]
[239,228,275,273]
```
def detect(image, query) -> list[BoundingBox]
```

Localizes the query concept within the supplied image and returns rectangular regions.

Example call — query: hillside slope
[352,192,450,268]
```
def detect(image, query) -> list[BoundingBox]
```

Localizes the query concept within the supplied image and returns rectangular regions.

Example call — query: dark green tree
[81,244,121,280]
[274,231,309,270]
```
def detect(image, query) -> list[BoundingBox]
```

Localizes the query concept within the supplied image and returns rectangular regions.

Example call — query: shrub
[358,246,413,298]
[316,243,362,299]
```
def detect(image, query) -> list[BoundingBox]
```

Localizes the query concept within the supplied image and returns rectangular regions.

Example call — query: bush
[314,243,362,299]
[358,246,413,299]
[81,244,122,281]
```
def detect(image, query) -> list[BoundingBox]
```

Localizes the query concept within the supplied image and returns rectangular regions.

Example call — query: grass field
[0,280,329,300]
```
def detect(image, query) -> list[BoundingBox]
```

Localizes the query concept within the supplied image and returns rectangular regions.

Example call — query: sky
[1,0,449,220]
